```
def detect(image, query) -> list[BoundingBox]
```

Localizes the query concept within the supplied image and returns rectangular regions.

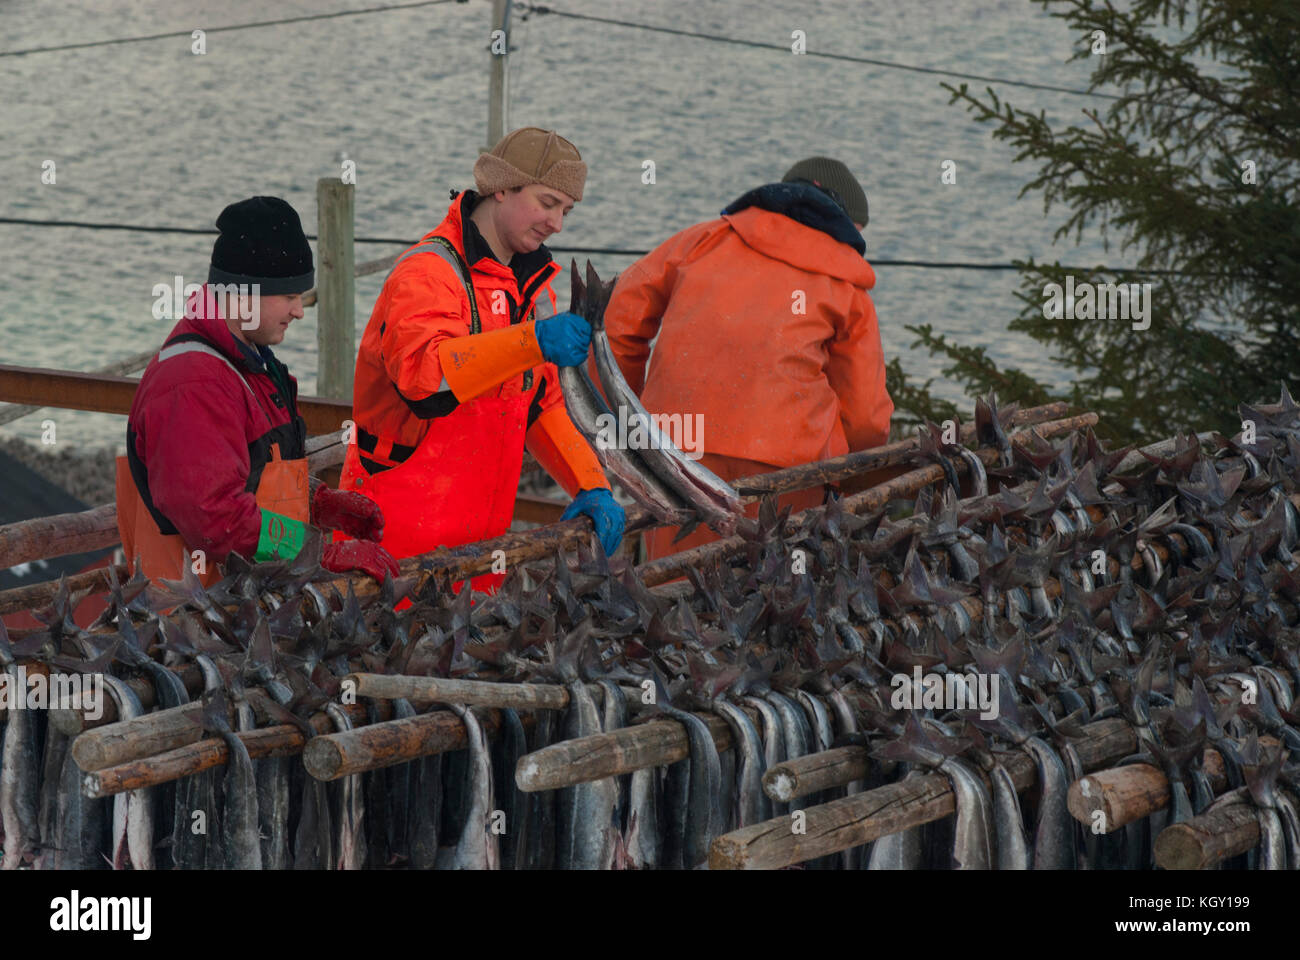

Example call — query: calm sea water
[0,0,1128,450]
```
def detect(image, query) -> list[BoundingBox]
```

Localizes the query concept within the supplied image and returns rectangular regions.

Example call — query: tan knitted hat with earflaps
[474,127,587,201]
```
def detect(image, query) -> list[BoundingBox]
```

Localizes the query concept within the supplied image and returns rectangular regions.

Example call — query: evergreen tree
[888,0,1300,443]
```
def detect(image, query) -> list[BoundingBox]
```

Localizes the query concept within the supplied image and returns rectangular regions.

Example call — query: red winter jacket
[125,289,306,563]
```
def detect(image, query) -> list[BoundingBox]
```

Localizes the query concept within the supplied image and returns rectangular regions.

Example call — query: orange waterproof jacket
[603,194,893,468]
[350,191,606,498]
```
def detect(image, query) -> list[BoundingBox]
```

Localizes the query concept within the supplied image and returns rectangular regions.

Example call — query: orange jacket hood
[722,206,876,290]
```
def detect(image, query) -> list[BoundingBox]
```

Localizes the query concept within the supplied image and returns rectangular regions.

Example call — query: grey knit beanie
[782,157,868,226]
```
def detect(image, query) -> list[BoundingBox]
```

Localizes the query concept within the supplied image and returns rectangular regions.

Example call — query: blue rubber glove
[561,487,626,557]
[534,311,592,367]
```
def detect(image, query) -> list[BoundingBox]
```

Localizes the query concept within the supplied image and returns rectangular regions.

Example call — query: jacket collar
[722,182,866,255]
[443,190,555,290]
[170,286,276,375]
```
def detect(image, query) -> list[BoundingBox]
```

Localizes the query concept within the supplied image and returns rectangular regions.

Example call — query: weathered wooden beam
[348,674,570,710]
[396,512,649,600]
[516,711,742,792]
[637,413,1099,587]
[69,685,298,772]
[1067,744,1251,833]
[708,716,1133,870]
[1152,791,1261,871]
[315,177,355,401]
[84,725,305,798]
[763,746,871,803]
[303,705,531,781]
[736,401,1071,495]
[345,673,644,713]
[49,664,203,735]
[71,701,215,773]
[81,700,389,797]
[0,503,119,571]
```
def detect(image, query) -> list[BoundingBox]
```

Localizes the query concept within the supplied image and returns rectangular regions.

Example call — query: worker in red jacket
[117,196,400,585]
[601,157,893,559]
[343,127,625,586]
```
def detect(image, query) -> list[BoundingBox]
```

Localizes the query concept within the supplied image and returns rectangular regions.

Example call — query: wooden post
[316,177,355,401]
[486,0,511,149]
[345,673,644,712]
[636,413,1099,587]
[71,701,215,773]
[709,717,1135,870]
[1066,745,1249,833]
[84,700,393,798]
[50,664,204,735]
[515,711,744,792]
[304,707,530,781]
[85,726,306,798]
[1153,794,1261,870]
[763,747,872,803]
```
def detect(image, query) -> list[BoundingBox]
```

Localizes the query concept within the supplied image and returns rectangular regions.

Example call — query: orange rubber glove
[437,324,545,403]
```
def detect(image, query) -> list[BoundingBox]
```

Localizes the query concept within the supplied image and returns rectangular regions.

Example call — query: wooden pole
[0,471,582,616]
[0,411,1094,614]
[0,364,351,434]
[85,725,306,798]
[1066,746,1249,833]
[345,673,643,712]
[83,700,391,798]
[736,401,1071,495]
[316,177,355,401]
[49,664,204,735]
[0,432,349,572]
[708,716,1134,870]
[70,701,210,772]
[1152,794,1261,871]
[486,0,510,149]
[516,711,741,792]
[0,503,119,571]
[68,690,288,772]
[763,746,871,803]
[637,413,1098,587]
[348,671,566,712]
[303,705,533,781]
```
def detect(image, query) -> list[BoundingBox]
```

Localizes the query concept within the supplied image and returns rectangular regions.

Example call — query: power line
[0,0,1164,111]
[0,0,457,58]
[0,215,1188,275]
[518,3,1139,103]
[0,216,218,236]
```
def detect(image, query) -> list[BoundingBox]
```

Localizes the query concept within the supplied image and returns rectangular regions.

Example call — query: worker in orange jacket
[342,128,625,586]
[601,157,893,559]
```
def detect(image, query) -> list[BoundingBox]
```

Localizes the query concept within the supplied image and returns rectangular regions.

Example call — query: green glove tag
[255,509,307,562]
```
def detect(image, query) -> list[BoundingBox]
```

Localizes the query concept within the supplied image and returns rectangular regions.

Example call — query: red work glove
[312,485,385,542]
[321,540,401,582]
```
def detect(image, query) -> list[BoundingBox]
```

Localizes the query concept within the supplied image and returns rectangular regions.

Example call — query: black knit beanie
[782,157,869,227]
[209,196,314,295]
